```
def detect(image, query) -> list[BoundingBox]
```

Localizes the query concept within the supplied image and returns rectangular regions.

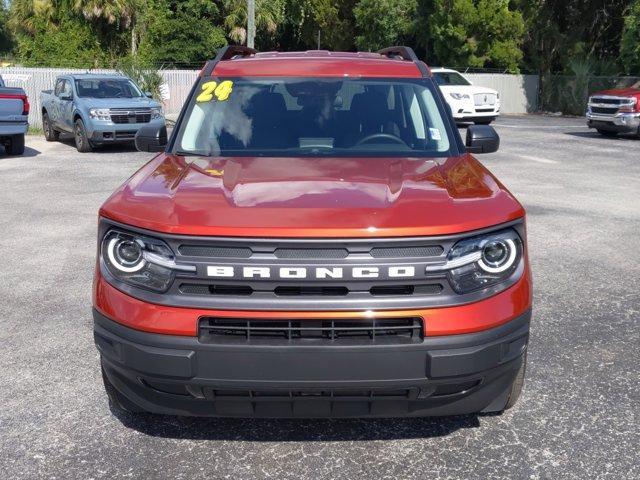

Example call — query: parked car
[0,74,29,155]
[432,68,500,124]
[586,84,640,138]
[40,74,165,152]
[94,46,531,418]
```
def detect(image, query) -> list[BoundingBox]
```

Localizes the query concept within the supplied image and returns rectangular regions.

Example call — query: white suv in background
[432,68,500,125]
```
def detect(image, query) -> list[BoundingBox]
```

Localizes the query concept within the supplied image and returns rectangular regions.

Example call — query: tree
[138,0,227,66]
[354,0,417,51]
[425,0,524,72]
[620,0,640,74]
[223,0,283,47]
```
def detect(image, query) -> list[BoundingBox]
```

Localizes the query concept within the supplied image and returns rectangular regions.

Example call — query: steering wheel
[355,132,408,147]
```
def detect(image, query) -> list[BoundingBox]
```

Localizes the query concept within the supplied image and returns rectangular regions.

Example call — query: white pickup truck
[0,75,29,155]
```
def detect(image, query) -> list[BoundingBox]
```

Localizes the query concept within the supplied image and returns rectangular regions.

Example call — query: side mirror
[466,125,500,154]
[135,124,167,152]
[145,91,153,98]
[59,93,72,101]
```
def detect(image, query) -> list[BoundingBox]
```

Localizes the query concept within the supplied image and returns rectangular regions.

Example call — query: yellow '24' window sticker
[196,80,234,103]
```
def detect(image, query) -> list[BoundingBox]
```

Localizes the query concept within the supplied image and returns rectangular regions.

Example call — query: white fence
[0,67,539,127]
[465,74,539,113]
[0,67,199,127]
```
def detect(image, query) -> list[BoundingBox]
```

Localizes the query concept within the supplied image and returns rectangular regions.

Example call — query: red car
[587,85,640,138]
[94,46,532,417]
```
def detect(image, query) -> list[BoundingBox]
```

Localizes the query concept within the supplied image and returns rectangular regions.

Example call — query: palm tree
[73,0,140,54]
[224,0,283,46]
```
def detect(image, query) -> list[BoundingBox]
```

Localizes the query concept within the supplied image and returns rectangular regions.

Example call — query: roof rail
[377,46,430,77]
[201,45,258,76]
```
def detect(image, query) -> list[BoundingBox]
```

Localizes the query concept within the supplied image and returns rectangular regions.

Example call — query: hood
[592,88,640,98]
[81,97,161,109]
[100,155,525,238]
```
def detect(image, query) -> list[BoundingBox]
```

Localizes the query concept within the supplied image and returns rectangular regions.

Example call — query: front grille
[474,93,496,106]
[180,282,443,297]
[591,106,619,115]
[198,317,424,344]
[591,97,626,105]
[110,109,152,124]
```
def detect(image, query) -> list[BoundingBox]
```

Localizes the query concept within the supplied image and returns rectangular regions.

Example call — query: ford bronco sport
[94,46,532,417]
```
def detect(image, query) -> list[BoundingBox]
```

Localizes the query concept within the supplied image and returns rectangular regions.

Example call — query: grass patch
[28,126,44,136]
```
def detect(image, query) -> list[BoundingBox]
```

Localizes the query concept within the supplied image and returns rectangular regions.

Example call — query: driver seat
[346,90,400,146]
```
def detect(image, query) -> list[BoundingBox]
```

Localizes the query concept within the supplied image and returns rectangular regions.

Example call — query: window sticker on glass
[429,128,442,141]
[196,80,234,103]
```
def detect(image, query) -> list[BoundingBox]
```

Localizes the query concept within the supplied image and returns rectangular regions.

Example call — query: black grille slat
[370,245,443,258]
[199,317,423,345]
[591,97,626,105]
[591,106,619,115]
[274,248,348,259]
[179,245,252,258]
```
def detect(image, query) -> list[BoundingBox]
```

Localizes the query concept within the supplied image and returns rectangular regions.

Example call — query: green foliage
[138,0,227,66]
[223,0,284,48]
[621,0,640,74]
[13,15,106,67]
[354,0,417,51]
[0,3,14,55]
[116,57,163,99]
[427,0,524,72]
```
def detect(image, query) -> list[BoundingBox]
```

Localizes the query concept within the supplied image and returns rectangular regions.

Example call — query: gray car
[40,74,165,152]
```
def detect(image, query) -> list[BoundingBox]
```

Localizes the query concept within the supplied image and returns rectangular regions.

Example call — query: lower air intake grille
[198,318,424,345]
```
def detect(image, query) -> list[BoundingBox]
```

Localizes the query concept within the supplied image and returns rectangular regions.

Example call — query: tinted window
[433,72,471,86]
[176,78,453,157]
[75,79,142,98]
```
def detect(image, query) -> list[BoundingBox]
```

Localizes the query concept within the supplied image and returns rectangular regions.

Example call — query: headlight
[150,107,163,120]
[427,229,523,294]
[449,93,470,100]
[101,230,195,292]
[89,108,111,121]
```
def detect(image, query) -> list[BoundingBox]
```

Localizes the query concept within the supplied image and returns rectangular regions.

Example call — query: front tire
[74,118,93,152]
[43,112,59,142]
[5,134,25,155]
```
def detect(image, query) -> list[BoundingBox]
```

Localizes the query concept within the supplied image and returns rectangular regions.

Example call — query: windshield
[433,72,471,86]
[75,79,143,99]
[175,77,453,157]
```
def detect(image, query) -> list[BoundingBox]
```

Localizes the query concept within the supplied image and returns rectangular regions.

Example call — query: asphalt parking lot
[0,115,638,479]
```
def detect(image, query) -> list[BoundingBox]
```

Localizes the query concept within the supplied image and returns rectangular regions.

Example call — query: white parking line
[515,154,559,164]
[494,124,586,129]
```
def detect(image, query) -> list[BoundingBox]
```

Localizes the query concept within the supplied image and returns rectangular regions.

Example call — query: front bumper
[89,118,165,143]
[95,308,530,417]
[587,112,640,133]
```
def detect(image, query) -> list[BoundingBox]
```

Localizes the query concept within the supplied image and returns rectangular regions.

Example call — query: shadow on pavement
[0,145,41,158]
[565,131,639,141]
[58,134,139,153]
[111,406,482,441]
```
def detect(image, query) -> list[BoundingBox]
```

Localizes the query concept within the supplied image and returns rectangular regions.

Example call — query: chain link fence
[539,75,640,116]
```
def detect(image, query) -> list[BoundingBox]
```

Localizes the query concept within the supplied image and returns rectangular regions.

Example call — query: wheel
[503,352,527,410]
[596,129,617,137]
[43,112,59,141]
[101,361,145,414]
[74,118,93,152]
[5,134,25,155]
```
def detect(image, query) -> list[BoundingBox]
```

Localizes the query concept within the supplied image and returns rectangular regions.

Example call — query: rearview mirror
[135,124,167,152]
[465,125,500,154]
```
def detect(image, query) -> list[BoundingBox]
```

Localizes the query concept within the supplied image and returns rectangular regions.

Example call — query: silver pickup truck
[0,74,29,155]
[40,74,164,152]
